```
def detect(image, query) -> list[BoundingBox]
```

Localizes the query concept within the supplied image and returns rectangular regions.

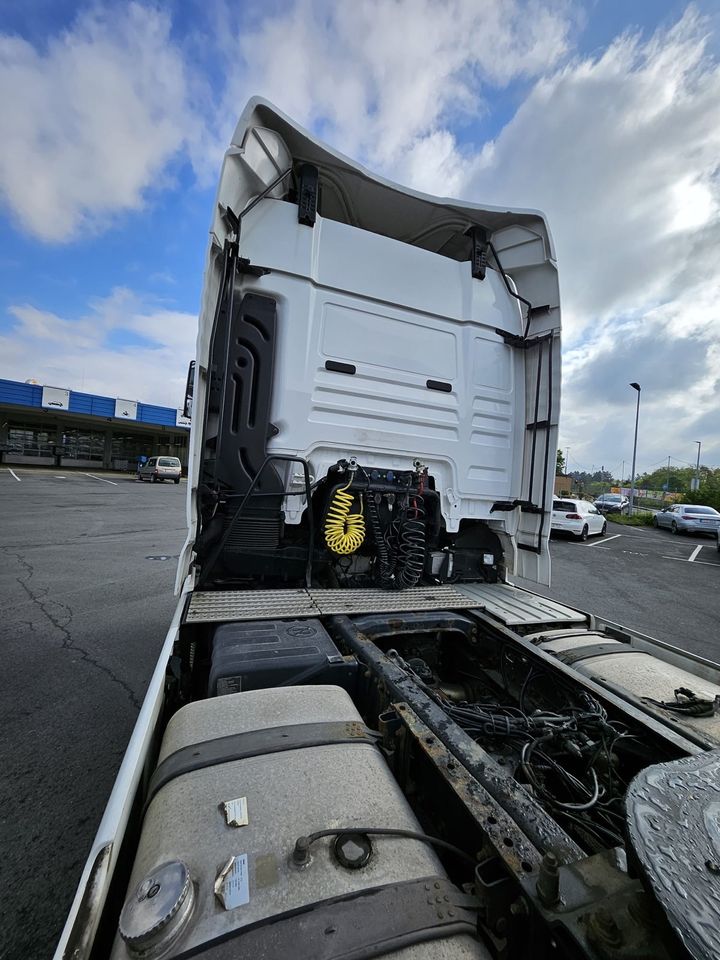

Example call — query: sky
[0,0,718,477]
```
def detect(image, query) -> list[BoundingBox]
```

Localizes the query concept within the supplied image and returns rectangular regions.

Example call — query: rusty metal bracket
[392,702,542,881]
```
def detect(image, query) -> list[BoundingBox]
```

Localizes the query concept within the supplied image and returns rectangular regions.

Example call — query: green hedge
[607,513,655,527]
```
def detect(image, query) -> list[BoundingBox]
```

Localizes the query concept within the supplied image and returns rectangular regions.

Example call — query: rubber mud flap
[626,750,720,960]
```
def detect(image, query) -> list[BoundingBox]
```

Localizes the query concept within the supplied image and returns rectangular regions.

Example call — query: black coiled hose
[365,493,394,587]
[396,496,425,588]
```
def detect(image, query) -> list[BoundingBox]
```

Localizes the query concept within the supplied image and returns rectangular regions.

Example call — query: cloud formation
[1,2,719,470]
[461,8,720,467]
[0,3,191,241]
[1,288,196,407]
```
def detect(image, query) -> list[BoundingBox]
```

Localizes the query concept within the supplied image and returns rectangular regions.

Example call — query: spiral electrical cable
[324,480,365,555]
[396,498,425,588]
[365,493,394,586]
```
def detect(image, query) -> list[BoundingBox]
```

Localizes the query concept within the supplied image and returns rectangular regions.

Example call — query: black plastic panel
[215,292,283,499]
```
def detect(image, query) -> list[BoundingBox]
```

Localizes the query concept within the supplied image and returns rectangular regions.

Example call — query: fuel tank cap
[119,860,194,957]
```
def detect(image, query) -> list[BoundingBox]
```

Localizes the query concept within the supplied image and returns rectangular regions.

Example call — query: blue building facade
[0,379,190,470]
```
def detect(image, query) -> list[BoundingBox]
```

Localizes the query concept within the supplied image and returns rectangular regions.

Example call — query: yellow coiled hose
[324,480,365,555]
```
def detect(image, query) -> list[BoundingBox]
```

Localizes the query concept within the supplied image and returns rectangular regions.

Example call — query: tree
[556,449,565,476]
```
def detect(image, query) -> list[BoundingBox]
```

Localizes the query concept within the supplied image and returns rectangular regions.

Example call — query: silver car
[137,456,182,484]
[653,503,720,536]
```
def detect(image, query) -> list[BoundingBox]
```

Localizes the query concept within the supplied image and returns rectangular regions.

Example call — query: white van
[137,456,182,483]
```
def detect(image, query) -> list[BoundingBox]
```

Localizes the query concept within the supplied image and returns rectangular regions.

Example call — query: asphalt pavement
[517,522,720,662]
[0,468,187,960]
[2,472,719,957]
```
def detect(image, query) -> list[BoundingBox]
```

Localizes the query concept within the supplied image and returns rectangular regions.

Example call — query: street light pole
[629,383,641,515]
[693,440,701,492]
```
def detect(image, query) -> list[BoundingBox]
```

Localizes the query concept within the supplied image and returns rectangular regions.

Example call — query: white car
[137,456,182,484]
[551,497,607,541]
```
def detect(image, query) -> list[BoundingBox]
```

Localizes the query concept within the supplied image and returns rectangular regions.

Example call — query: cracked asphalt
[0,469,186,959]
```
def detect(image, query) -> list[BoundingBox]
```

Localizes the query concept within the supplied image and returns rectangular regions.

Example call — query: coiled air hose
[396,497,426,588]
[324,480,365,555]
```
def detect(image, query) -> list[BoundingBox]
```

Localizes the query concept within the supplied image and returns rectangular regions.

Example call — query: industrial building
[0,379,190,471]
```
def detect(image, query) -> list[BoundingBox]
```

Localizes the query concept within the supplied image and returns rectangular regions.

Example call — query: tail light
[566,513,582,519]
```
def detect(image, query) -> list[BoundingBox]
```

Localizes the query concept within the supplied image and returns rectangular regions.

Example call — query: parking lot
[520,523,720,663]
[2,471,720,957]
[0,468,187,960]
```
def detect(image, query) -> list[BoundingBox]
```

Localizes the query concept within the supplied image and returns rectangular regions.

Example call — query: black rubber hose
[292,827,476,868]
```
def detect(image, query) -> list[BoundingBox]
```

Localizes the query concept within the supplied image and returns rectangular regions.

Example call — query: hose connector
[292,836,312,867]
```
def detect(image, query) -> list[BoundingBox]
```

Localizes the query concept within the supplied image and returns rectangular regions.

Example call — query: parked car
[551,497,607,541]
[653,503,720,536]
[137,456,182,483]
[594,493,629,514]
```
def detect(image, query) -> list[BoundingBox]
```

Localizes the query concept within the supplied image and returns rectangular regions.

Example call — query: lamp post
[628,383,641,515]
[692,441,701,492]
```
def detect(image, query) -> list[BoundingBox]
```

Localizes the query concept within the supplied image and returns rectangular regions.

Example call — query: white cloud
[210,0,574,180]
[2,1,720,471]
[0,4,191,241]
[457,7,720,470]
[1,288,196,406]
[466,7,720,336]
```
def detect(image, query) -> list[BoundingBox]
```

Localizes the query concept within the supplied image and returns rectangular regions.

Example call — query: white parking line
[663,555,719,567]
[688,545,703,562]
[587,534,622,547]
[55,475,66,479]
[8,468,21,482]
[84,473,118,486]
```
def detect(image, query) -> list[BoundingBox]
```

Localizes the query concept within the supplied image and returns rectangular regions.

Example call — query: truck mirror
[183,360,195,419]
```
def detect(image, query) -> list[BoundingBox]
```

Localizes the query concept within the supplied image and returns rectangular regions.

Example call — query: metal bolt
[536,850,560,907]
[434,881,441,889]
[448,909,456,918]
[589,908,623,948]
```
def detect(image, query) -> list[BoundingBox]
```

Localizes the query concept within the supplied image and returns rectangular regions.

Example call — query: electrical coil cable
[365,493,394,587]
[396,496,426,588]
[324,480,365,555]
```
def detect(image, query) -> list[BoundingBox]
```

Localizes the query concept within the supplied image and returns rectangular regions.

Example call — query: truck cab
[56,100,720,960]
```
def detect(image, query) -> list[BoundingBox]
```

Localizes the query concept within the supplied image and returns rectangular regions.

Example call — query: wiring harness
[388,650,632,851]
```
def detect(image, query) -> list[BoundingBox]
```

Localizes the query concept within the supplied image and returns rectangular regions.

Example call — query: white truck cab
[56,100,720,960]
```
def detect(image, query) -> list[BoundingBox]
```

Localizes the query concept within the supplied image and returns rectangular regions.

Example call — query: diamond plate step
[186,585,473,624]
[185,582,586,627]
[185,589,315,623]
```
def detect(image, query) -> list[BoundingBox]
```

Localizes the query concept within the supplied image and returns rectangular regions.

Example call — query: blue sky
[1,0,719,473]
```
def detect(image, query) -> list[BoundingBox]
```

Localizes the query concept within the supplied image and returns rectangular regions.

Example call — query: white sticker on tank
[221,796,249,827]
[214,854,250,910]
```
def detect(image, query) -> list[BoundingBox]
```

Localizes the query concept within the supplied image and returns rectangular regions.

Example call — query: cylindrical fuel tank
[111,685,489,960]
